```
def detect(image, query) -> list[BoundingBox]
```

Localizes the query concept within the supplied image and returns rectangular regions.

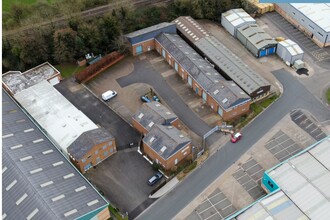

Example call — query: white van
[101,90,117,101]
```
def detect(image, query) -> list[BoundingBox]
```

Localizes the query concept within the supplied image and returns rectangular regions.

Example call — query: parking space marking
[198,205,214,215]
[294,113,304,121]
[304,123,313,129]
[207,197,223,219]
[204,213,219,220]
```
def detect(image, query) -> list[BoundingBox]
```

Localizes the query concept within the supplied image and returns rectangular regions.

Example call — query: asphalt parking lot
[55,78,140,150]
[84,148,162,218]
[264,12,330,68]
[185,188,237,220]
[290,109,327,141]
[232,158,266,200]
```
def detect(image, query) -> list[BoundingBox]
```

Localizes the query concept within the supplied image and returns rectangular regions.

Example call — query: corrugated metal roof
[156,33,250,109]
[290,3,330,32]
[278,39,304,56]
[125,22,175,38]
[222,8,256,27]
[2,90,108,220]
[143,124,191,160]
[173,16,209,43]
[269,137,330,220]
[14,80,98,154]
[238,24,277,50]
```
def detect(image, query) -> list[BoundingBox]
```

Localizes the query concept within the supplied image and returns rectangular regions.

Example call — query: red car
[231,132,242,143]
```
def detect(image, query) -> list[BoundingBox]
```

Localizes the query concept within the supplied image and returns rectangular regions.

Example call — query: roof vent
[179,135,184,138]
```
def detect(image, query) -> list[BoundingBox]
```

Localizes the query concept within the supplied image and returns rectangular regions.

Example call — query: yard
[3,0,55,11]
[55,63,85,78]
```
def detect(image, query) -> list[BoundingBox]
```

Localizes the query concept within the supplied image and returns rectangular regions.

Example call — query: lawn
[54,63,86,78]
[3,0,54,12]
[327,88,330,104]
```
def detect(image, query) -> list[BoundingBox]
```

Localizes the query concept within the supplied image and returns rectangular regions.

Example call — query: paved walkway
[149,177,179,199]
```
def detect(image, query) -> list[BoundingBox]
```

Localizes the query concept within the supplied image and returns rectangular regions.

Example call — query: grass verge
[108,204,128,220]
[327,88,330,104]
[3,0,54,12]
[54,63,85,78]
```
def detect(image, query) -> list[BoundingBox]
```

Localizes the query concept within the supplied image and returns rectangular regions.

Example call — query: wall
[71,138,117,173]
[221,15,235,37]
[132,118,148,135]
[78,205,110,220]
[222,100,250,121]
[143,141,192,170]
[131,39,155,56]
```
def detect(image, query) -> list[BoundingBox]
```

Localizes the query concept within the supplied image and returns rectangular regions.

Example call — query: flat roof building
[14,80,98,155]
[221,8,256,37]
[2,62,62,95]
[275,3,330,47]
[174,16,271,99]
[2,90,110,220]
[228,136,330,220]
[236,24,278,58]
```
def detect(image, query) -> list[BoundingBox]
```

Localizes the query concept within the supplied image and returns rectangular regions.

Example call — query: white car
[101,90,117,101]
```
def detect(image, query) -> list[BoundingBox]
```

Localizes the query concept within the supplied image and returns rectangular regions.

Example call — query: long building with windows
[2,89,110,220]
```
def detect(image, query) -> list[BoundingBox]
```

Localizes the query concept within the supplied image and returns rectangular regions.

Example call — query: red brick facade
[130,39,155,56]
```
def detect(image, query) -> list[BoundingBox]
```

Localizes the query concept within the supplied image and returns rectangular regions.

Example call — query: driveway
[116,54,211,137]
[136,69,330,220]
[54,78,140,150]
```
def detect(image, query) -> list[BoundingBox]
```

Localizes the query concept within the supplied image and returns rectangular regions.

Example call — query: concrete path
[135,69,330,220]
[149,177,179,199]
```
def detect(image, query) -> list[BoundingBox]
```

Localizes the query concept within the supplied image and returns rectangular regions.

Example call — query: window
[318,32,324,37]
[108,141,112,146]
[95,150,98,155]
[309,25,314,30]
[292,12,295,15]
[109,148,113,153]
[87,155,91,159]
[104,151,108,157]
[82,159,86,163]
[102,145,107,150]
[175,158,178,165]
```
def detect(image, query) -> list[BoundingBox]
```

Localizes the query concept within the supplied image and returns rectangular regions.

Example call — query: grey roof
[2,90,108,220]
[2,62,60,95]
[173,16,209,43]
[143,124,191,160]
[125,22,175,38]
[194,36,271,95]
[156,33,250,109]
[222,8,256,27]
[68,128,114,160]
[133,101,178,132]
[238,24,278,50]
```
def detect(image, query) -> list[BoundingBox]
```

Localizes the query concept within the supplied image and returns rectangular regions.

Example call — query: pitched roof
[222,8,256,27]
[132,101,178,132]
[2,90,108,220]
[155,33,250,109]
[143,124,191,160]
[68,128,114,160]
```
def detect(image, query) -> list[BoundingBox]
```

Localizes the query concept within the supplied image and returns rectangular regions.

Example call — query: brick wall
[131,39,155,56]
[96,207,111,220]
[132,118,148,135]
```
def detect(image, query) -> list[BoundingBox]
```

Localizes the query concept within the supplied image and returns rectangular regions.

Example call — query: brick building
[132,101,179,135]
[125,22,176,56]
[143,124,192,170]
[68,128,117,173]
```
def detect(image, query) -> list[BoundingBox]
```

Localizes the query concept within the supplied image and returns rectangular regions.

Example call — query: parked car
[148,172,163,186]
[231,132,242,143]
[141,95,151,103]
[153,95,160,102]
[102,90,117,101]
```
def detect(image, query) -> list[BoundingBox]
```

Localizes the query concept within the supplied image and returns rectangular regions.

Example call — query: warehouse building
[275,3,330,48]
[221,8,256,37]
[68,128,117,173]
[236,24,277,58]
[276,39,304,65]
[228,136,330,220]
[2,90,110,220]
[132,101,179,135]
[125,22,176,56]
[174,16,271,100]
[155,33,251,120]
[143,124,192,170]
[2,62,62,96]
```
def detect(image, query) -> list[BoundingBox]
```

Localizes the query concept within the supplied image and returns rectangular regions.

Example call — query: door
[148,46,151,51]
[84,163,92,172]
[218,106,223,116]
[162,49,166,58]
[136,45,143,54]
[188,76,192,87]
[175,62,179,72]
[202,91,207,101]
[195,87,199,94]
[259,49,267,57]
[175,158,178,165]
[267,47,276,55]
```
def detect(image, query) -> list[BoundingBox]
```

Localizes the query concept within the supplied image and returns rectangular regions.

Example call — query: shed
[221,8,256,37]
[237,23,277,58]
[276,39,304,65]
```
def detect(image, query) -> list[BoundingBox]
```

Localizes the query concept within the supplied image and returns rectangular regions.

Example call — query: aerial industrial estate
[2,1,330,220]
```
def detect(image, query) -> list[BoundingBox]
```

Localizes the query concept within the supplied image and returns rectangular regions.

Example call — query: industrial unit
[276,39,304,65]
[132,101,179,135]
[236,24,278,58]
[2,90,110,220]
[68,128,117,173]
[174,16,271,100]
[221,8,256,37]
[143,124,192,170]
[228,136,330,220]
[155,33,251,120]
[275,3,330,47]
[125,22,176,56]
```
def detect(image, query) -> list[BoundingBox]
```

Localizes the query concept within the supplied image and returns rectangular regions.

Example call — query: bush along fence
[75,51,125,83]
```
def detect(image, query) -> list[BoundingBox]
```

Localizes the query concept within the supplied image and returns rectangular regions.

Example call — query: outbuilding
[236,23,278,58]
[276,39,304,65]
[221,8,256,37]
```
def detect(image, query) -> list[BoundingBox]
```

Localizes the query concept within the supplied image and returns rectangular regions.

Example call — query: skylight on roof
[150,136,155,143]
[87,200,99,206]
[42,149,53,154]
[16,193,28,205]
[63,173,75,179]
[166,112,171,115]
[75,186,87,192]
[138,113,144,119]
[11,144,23,150]
[6,179,17,191]
[222,98,228,104]
[64,209,77,217]
[179,135,184,138]
[161,146,167,153]
[40,181,53,188]
[2,166,7,174]
[213,90,219,95]
[26,209,39,220]
[148,121,154,127]
[53,161,64,167]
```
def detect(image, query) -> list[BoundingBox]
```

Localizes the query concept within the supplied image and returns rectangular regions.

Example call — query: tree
[9,3,30,25]
[54,28,79,63]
